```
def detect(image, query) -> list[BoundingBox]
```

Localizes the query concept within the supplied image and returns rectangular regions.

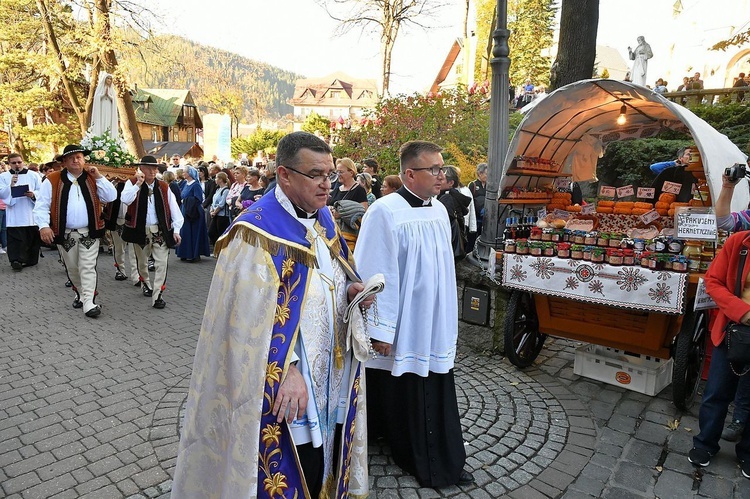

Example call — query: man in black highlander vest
[121,156,183,309]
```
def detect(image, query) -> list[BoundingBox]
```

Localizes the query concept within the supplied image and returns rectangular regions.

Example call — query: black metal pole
[471,0,510,264]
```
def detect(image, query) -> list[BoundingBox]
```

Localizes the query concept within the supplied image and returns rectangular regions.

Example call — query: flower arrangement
[80,129,138,168]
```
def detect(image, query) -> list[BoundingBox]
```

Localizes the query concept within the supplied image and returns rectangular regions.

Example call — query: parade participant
[33,144,117,318]
[0,153,42,270]
[175,166,209,262]
[355,140,474,488]
[173,131,370,498]
[121,156,183,309]
[102,179,139,284]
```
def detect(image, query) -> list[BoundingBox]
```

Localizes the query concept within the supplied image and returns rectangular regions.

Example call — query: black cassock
[366,367,466,488]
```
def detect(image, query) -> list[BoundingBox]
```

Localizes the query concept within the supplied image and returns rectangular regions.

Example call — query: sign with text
[552,209,572,220]
[581,204,596,215]
[694,278,718,311]
[662,181,682,195]
[637,187,655,199]
[554,177,571,191]
[616,185,635,198]
[639,209,661,225]
[537,208,547,220]
[675,207,717,241]
[599,185,616,198]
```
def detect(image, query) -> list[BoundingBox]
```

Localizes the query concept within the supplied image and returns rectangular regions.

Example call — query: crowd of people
[1,135,496,496]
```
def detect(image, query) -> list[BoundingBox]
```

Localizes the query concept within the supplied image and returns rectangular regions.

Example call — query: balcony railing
[661,87,747,106]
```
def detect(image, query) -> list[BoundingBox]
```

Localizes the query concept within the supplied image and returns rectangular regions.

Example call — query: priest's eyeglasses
[409,166,446,176]
[284,165,339,184]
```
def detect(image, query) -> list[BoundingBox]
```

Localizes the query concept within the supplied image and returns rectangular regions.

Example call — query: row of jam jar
[504,239,690,271]
[531,228,686,253]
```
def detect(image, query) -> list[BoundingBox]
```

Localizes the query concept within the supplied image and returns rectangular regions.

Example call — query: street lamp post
[472,0,510,263]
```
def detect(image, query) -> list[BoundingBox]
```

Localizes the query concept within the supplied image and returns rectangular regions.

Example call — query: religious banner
[502,254,689,315]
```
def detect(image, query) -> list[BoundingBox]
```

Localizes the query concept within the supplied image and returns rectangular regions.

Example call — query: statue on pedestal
[628,36,653,87]
[90,72,119,138]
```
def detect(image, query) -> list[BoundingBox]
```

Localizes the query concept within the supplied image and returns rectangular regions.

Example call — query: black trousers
[367,368,466,488]
[296,423,342,498]
[7,226,41,267]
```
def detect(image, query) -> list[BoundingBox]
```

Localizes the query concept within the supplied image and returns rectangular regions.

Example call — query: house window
[187,128,193,142]
[329,90,341,99]
[172,128,179,141]
[151,127,158,142]
[183,106,194,120]
[359,90,372,99]
[144,101,150,112]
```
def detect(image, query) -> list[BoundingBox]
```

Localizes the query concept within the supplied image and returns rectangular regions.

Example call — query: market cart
[497,79,748,410]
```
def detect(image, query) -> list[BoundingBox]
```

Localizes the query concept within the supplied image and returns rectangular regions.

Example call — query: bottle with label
[682,240,702,271]
[503,218,513,242]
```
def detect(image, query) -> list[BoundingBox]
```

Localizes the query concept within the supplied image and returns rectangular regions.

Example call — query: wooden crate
[535,295,678,358]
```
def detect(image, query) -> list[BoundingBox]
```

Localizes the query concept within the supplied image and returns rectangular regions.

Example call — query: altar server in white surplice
[354,140,475,488]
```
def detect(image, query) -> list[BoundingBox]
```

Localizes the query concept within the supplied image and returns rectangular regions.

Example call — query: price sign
[554,177,571,191]
[675,207,717,241]
[581,204,596,215]
[552,209,572,220]
[599,185,616,198]
[662,181,682,195]
[616,185,635,198]
[639,209,660,225]
[537,208,547,220]
[694,278,718,311]
[637,187,655,199]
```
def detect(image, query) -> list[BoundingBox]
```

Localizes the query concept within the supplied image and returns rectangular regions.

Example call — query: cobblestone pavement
[2,246,750,498]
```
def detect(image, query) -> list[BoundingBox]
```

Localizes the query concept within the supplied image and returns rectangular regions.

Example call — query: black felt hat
[55,144,92,161]
[135,155,160,168]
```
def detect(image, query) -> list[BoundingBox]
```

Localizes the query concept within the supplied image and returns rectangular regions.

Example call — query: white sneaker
[0,247,6,254]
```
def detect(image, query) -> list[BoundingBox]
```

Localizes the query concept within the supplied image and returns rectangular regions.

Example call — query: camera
[725,163,749,182]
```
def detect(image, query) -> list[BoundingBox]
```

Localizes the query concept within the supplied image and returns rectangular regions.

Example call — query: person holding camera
[689,224,750,476]
[715,163,750,232]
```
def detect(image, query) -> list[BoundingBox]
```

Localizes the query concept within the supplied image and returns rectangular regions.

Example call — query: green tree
[333,86,495,175]
[301,112,332,140]
[231,128,286,158]
[474,0,557,88]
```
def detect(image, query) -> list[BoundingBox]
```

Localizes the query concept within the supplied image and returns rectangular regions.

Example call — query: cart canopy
[504,79,749,212]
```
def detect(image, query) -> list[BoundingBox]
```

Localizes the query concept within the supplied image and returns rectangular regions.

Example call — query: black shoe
[742,459,750,479]
[84,305,101,318]
[722,420,745,442]
[114,270,127,281]
[142,284,153,297]
[688,447,712,467]
[11,261,23,272]
[153,298,166,309]
[72,298,83,309]
[65,279,73,287]
[457,470,475,486]
[148,258,155,271]
[134,281,142,286]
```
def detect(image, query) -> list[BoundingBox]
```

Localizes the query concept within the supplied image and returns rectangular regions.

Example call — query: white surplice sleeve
[354,201,400,345]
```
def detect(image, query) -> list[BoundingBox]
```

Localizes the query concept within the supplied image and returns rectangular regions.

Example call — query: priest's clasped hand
[347,282,374,309]
[273,364,308,424]
[371,340,391,356]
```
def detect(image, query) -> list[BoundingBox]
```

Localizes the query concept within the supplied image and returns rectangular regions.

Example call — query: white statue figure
[628,36,653,87]
[90,72,119,138]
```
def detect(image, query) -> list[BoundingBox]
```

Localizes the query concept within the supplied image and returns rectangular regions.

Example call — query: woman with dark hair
[246,168,265,201]
[176,166,210,262]
[437,165,472,261]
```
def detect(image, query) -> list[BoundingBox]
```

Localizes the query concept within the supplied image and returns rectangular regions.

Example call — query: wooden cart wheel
[672,303,708,411]
[504,291,546,368]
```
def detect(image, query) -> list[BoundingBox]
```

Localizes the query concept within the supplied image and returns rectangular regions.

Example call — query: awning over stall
[503,79,748,212]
